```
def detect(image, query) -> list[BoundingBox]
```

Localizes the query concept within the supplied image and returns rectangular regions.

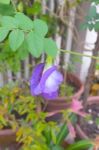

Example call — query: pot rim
[0,129,16,145]
[0,129,16,136]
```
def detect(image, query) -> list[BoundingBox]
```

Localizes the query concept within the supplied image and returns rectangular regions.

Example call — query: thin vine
[59,49,99,60]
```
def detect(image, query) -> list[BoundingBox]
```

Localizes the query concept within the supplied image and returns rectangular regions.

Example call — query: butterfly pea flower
[30,63,63,99]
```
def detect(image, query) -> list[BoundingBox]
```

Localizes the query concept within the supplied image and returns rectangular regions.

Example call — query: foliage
[0,12,58,58]
[66,140,93,150]
[0,41,25,73]
[0,3,15,16]
[0,83,66,147]
[96,61,99,70]
[0,0,97,149]
[81,4,99,31]
[60,83,74,97]
[0,0,59,72]
[90,0,99,4]
[25,1,58,36]
[26,1,42,15]
[0,82,93,149]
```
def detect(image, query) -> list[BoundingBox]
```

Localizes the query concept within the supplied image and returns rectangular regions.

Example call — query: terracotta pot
[76,96,99,139]
[0,129,16,145]
[0,129,20,149]
[44,72,84,113]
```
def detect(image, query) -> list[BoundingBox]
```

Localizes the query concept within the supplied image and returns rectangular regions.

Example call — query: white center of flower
[44,71,63,93]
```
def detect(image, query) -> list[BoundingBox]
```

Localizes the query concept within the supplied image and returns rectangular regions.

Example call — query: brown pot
[76,96,99,139]
[0,129,20,149]
[0,129,16,145]
[44,72,84,113]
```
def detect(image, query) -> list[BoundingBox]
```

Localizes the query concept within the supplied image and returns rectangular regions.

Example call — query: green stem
[59,49,99,60]
[46,56,53,65]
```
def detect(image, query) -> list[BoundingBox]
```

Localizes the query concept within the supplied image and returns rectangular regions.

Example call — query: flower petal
[42,91,58,100]
[30,63,44,95]
[40,66,56,90]
[40,67,63,92]
[30,63,63,100]
[44,70,63,93]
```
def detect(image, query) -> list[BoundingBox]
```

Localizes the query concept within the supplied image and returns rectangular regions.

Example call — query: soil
[79,79,99,139]
[80,103,99,139]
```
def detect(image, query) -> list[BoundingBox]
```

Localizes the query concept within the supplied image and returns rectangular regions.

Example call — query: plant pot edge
[0,129,16,145]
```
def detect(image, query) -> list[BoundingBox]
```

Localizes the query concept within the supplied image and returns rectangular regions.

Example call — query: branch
[82,32,99,107]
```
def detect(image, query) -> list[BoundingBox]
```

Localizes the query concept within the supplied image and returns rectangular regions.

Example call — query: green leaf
[70,114,77,124]
[0,3,15,16]
[91,0,99,4]
[96,63,99,70]
[94,22,99,31]
[17,40,29,60]
[56,114,77,145]
[17,2,23,12]
[33,19,48,36]
[96,118,99,125]
[9,29,24,51]
[95,13,99,19]
[88,23,94,31]
[51,129,57,144]
[0,27,9,42]
[0,115,7,126]
[66,140,93,150]
[0,0,10,4]
[26,31,44,57]
[15,12,33,30]
[88,5,96,18]
[52,145,64,150]
[44,38,57,57]
[43,128,51,146]
[32,2,42,14]
[26,2,42,15]
[1,16,18,29]
[56,123,68,145]
[80,22,88,30]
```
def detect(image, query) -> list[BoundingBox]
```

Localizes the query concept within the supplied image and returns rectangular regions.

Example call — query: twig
[44,6,80,44]
[59,49,99,60]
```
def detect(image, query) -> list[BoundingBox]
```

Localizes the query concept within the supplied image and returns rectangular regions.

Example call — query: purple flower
[30,63,63,99]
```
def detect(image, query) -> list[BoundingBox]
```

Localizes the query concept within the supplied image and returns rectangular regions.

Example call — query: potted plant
[0,6,87,138]
[0,4,94,149]
[0,82,93,150]
[29,59,84,121]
